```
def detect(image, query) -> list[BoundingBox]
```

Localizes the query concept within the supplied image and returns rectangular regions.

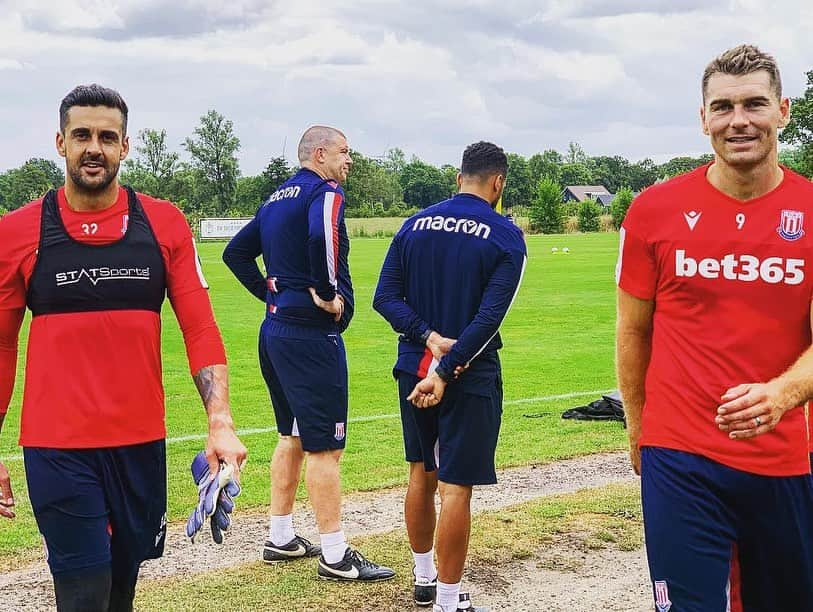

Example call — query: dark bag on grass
[561,391,625,426]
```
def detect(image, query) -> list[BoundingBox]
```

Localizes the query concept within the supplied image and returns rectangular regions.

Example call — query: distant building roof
[596,193,615,206]
[563,185,611,202]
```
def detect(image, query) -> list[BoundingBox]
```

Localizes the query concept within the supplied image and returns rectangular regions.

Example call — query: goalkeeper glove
[185,451,241,543]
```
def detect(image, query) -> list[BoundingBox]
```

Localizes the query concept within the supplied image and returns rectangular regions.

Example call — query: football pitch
[0,232,625,563]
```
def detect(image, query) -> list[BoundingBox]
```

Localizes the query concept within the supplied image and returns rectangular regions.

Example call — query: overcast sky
[1,0,811,175]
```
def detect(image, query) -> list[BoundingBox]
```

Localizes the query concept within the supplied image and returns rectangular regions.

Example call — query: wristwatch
[419,328,433,345]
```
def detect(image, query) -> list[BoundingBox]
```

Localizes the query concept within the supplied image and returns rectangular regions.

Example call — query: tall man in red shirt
[0,84,246,612]
[617,45,813,611]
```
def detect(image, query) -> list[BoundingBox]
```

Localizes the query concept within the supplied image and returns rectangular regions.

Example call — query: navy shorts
[641,447,813,612]
[24,440,167,577]
[259,318,349,452]
[397,369,502,486]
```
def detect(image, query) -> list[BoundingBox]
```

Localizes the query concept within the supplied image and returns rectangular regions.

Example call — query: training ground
[0,231,651,611]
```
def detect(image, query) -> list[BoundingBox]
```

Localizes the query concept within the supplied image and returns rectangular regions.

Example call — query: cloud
[0,1,810,175]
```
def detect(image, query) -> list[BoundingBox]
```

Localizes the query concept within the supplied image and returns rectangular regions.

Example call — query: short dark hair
[59,84,129,134]
[461,141,508,180]
[702,44,782,102]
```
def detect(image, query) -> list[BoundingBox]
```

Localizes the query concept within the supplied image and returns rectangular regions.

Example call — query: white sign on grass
[200,217,252,239]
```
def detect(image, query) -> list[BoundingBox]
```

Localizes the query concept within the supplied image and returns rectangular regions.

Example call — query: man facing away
[0,84,246,612]
[374,142,527,612]
[222,126,394,582]
[617,44,813,611]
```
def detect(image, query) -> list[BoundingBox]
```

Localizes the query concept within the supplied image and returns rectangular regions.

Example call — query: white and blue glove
[186,451,241,544]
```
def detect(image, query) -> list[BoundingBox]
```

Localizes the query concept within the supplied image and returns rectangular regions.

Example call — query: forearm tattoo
[194,366,217,406]
[193,365,230,415]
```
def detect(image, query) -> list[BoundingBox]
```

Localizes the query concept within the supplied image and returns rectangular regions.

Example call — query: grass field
[135,482,641,611]
[0,232,624,563]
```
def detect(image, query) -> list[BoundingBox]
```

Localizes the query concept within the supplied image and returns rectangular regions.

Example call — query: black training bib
[26,187,167,316]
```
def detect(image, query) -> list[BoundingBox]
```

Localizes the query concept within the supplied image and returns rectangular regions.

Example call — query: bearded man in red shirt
[0,84,246,612]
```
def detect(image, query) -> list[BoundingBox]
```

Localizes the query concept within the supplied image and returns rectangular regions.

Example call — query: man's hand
[206,420,247,483]
[407,372,447,409]
[715,381,794,440]
[425,331,455,361]
[309,288,344,322]
[0,460,15,519]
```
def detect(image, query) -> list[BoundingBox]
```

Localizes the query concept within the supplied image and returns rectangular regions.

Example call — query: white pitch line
[0,389,611,462]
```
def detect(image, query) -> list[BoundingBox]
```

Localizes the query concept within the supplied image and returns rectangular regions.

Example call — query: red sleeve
[0,308,24,414]
[616,196,657,300]
[0,202,41,310]
[142,197,227,373]
[170,288,227,374]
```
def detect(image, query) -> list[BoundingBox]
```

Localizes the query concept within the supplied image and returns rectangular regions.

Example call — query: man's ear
[56,131,66,158]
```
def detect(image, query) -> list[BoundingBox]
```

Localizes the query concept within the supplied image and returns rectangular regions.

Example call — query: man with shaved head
[223,126,395,582]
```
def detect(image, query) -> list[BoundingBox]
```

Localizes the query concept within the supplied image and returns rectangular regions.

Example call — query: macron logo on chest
[683,211,701,231]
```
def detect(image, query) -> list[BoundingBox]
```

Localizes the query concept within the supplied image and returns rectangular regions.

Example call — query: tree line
[1,69,811,229]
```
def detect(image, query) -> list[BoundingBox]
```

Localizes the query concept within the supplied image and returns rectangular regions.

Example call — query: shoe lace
[349,549,376,569]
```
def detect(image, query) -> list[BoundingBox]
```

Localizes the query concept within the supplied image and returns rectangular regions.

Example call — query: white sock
[413,548,437,581]
[436,580,461,611]
[320,530,349,564]
[269,514,295,546]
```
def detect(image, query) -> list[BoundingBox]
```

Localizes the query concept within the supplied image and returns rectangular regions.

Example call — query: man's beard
[68,158,120,193]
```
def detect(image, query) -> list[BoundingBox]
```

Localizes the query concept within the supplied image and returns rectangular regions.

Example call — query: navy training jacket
[373,192,527,387]
[223,168,353,331]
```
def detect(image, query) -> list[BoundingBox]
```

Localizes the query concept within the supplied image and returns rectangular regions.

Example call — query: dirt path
[0,452,640,611]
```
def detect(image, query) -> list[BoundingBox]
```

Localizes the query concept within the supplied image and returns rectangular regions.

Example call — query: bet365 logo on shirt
[675,249,804,285]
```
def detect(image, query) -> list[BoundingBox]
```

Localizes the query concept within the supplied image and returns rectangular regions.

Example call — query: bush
[529,177,564,234]
[577,198,601,232]
[610,187,635,229]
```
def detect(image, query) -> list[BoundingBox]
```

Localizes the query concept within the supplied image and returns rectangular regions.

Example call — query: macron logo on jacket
[411,215,491,239]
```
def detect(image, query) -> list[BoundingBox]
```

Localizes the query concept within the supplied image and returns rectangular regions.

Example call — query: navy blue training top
[223,168,353,331]
[373,192,527,386]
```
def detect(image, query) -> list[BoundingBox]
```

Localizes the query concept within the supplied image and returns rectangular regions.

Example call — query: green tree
[628,158,658,191]
[592,155,633,193]
[529,177,564,234]
[559,161,594,187]
[384,148,407,174]
[780,69,813,178]
[234,175,268,215]
[656,155,713,179]
[565,141,588,164]
[503,152,532,209]
[577,198,601,232]
[610,186,635,229]
[184,110,241,214]
[134,129,179,179]
[780,147,813,177]
[25,158,64,188]
[344,151,403,215]
[400,157,449,208]
[260,156,295,197]
[122,129,180,199]
[529,149,563,186]
[0,158,64,211]
[440,164,459,197]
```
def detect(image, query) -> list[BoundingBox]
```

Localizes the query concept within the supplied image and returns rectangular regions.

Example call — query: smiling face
[56,105,129,194]
[701,70,789,172]
[320,134,353,184]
